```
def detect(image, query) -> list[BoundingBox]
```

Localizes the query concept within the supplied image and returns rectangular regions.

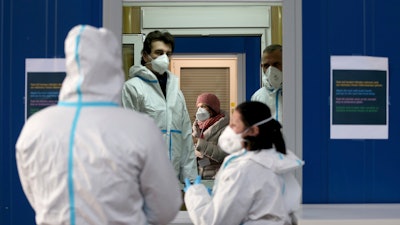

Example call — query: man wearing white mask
[122,30,198,183]
[251,44,283,123]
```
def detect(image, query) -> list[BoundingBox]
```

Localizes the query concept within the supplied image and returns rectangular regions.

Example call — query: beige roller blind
[271,6,283,45]
[180,68,230,124]
[122,44,134,81]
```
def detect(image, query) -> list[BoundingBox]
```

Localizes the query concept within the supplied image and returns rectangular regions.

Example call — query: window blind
[180,67,230,124]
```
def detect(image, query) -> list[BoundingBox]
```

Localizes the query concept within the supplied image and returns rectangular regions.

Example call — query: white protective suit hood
[250,149,304,214]
[128,64,157,80]
[236,149,305,217]
[250,149,304,174]
[60,25,124,104]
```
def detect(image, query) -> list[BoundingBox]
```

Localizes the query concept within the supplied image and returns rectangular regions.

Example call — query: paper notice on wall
[330,56,389,139]
[25,58,66,120]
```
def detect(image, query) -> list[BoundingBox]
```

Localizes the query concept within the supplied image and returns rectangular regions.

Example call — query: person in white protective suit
[251,44,283,123]
[15,25,182,225]
[183,101,304,225]
[122,30,198,183]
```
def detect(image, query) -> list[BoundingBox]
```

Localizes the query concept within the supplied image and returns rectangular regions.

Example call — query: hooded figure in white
[121,31,197,183]
[251,66,283,123]
[184,101,303,225]
[16,25,182,225]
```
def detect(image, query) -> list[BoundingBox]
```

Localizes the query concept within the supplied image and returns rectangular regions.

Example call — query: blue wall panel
[0,0,102,224]
[328,140,369,203]
[3,1,400,223]
[326,0,371,203]
[327,0,366,55]
[371,140,400,202]
[303,0,400,203]
[302,0,330,203]
[0,0,11,223]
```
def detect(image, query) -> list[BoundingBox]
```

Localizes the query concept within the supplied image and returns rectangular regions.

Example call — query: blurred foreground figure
[16,25,181,225]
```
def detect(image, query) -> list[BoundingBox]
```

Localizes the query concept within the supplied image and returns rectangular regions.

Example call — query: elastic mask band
[242,117,273,136]
[252,117,273,127]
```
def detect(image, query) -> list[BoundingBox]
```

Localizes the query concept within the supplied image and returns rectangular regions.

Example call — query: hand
[183,175,202,193]
[195,150,204,158]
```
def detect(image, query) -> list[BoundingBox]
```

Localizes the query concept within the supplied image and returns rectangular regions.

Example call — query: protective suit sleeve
[15,138,36,209]
[121,81,141,110]
[139,121,182,224]
[184,168,252,225]
[196,138,227,163]
[178,92,198,182]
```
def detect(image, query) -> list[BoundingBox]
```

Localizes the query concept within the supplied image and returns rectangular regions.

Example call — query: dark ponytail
[236,101,286,154]
[266,119,286,154]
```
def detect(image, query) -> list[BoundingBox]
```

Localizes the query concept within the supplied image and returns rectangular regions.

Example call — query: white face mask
[196,107,210,121]
[218,117,273,154]
[263,66,282,90]
[149,54,169,74]
[218,126,246,154]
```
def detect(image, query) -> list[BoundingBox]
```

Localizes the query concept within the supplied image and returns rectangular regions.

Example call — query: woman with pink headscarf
[192,93,229,179]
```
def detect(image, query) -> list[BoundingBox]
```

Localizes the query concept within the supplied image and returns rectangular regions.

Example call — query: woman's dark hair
[140,30,175,65]
[236,101,286,154]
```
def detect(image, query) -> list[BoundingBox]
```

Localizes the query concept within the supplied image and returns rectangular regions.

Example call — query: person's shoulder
[124,75,144,85]
[24,105,59,124]
[251,87,267,99]
[167,70,178,78]
[17,105,66,140]
[221,153,264,182]
[223,151,252,169]
[176,89,187,102]
[128,65,146,77]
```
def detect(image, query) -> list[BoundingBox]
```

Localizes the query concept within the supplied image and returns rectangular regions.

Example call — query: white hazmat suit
[122,64,198,183]
[185,148,303,225]
[251,67,283,123]
[16,25,182,225]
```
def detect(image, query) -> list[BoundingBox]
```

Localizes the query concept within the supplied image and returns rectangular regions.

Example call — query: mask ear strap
[252,117,273,127]
[243,117,273,136]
